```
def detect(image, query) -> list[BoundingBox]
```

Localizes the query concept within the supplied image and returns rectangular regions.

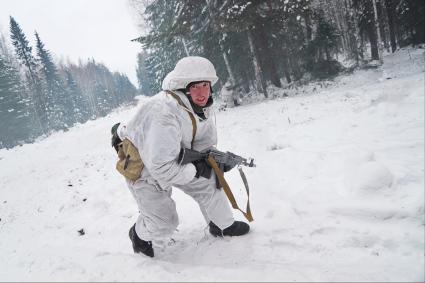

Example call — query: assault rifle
[179,147,255,222]
[178,148,255,169]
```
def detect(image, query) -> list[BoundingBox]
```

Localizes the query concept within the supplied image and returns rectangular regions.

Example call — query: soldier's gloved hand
[193,159,212,179]
[111,122,122,153]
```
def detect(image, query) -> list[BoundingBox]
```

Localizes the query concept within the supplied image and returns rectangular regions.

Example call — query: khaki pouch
[116,138,144,181]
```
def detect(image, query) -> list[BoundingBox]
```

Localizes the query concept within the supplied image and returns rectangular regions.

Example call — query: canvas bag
[116,138,144,181]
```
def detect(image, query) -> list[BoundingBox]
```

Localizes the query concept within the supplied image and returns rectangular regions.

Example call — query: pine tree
[10,17,38,87]
[0,54,33,148]
[9,16,46,134]
[35,31,73,129]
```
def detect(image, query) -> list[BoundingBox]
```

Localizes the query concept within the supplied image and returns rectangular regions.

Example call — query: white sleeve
[141,108,196,188]
[117,123,127,140]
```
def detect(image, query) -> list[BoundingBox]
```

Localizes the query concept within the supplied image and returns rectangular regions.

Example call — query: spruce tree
[35,31,72,129]
[9,17,38,86]
[0,54,33,148]
[9,16,46,133]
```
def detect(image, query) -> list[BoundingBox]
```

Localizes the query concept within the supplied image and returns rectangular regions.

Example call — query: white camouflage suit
[118,57,234,241]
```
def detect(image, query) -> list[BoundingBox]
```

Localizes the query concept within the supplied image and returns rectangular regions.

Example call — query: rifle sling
[207,155,254,222]
[166,90,197,149]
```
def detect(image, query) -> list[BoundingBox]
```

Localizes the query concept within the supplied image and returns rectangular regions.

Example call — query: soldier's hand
[193,159,212,179]
[111,122,122,153]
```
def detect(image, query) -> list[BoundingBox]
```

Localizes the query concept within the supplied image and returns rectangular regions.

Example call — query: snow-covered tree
[9,16,46,134]
[0,54,33,148]
[35,31,73,129]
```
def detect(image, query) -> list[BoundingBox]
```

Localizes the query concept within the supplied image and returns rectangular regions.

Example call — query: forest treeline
[0,17,137,149]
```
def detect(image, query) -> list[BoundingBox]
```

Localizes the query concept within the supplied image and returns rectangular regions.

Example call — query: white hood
[162,56,219,90]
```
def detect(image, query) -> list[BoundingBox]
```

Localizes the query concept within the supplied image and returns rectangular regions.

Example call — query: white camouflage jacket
[118,90,217,189]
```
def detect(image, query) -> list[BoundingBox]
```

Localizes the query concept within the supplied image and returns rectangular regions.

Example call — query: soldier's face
[189,81,211,106]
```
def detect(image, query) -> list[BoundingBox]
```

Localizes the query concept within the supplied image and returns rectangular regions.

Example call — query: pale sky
[0,0,143,86]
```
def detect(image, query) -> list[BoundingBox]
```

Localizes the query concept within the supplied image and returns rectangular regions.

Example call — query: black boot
[209,221,250,237]
[128,224,154,257]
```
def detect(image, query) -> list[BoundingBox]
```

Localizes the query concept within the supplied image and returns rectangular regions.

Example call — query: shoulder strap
[165,90,197,150]
[207,155,254,222]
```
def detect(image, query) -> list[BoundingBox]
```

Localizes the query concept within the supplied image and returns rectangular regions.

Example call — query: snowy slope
[0,48,424,282]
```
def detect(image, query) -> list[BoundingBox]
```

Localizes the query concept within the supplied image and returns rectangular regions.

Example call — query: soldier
[113,57,250,257]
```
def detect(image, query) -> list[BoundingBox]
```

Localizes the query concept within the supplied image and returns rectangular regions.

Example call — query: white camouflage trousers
[126,172,234,241]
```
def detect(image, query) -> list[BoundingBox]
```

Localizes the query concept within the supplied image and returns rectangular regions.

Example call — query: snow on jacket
[118,90,217,189]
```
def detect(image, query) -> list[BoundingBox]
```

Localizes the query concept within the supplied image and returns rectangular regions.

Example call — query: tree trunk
[372,0,383,62]
[304,10,312,42]
[384,0,397,52]
[247,29,267,98]
[331,0,348,54]
[281,51,292,84]
[288,55,302,81]
[347,0,363,64]
[221,45,236,85]
[255,25,281,88]
[379,0,390,52]
[262,1,282,88]
[360,30,366,59]
[265,57,282,87]
[283,66,291,84]
[325,47,331,61]
[367,23,380,60]
[239,69,251,93]
[181,37,190,56]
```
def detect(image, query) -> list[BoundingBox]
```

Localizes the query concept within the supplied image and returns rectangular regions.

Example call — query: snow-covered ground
[0,48,424,282]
